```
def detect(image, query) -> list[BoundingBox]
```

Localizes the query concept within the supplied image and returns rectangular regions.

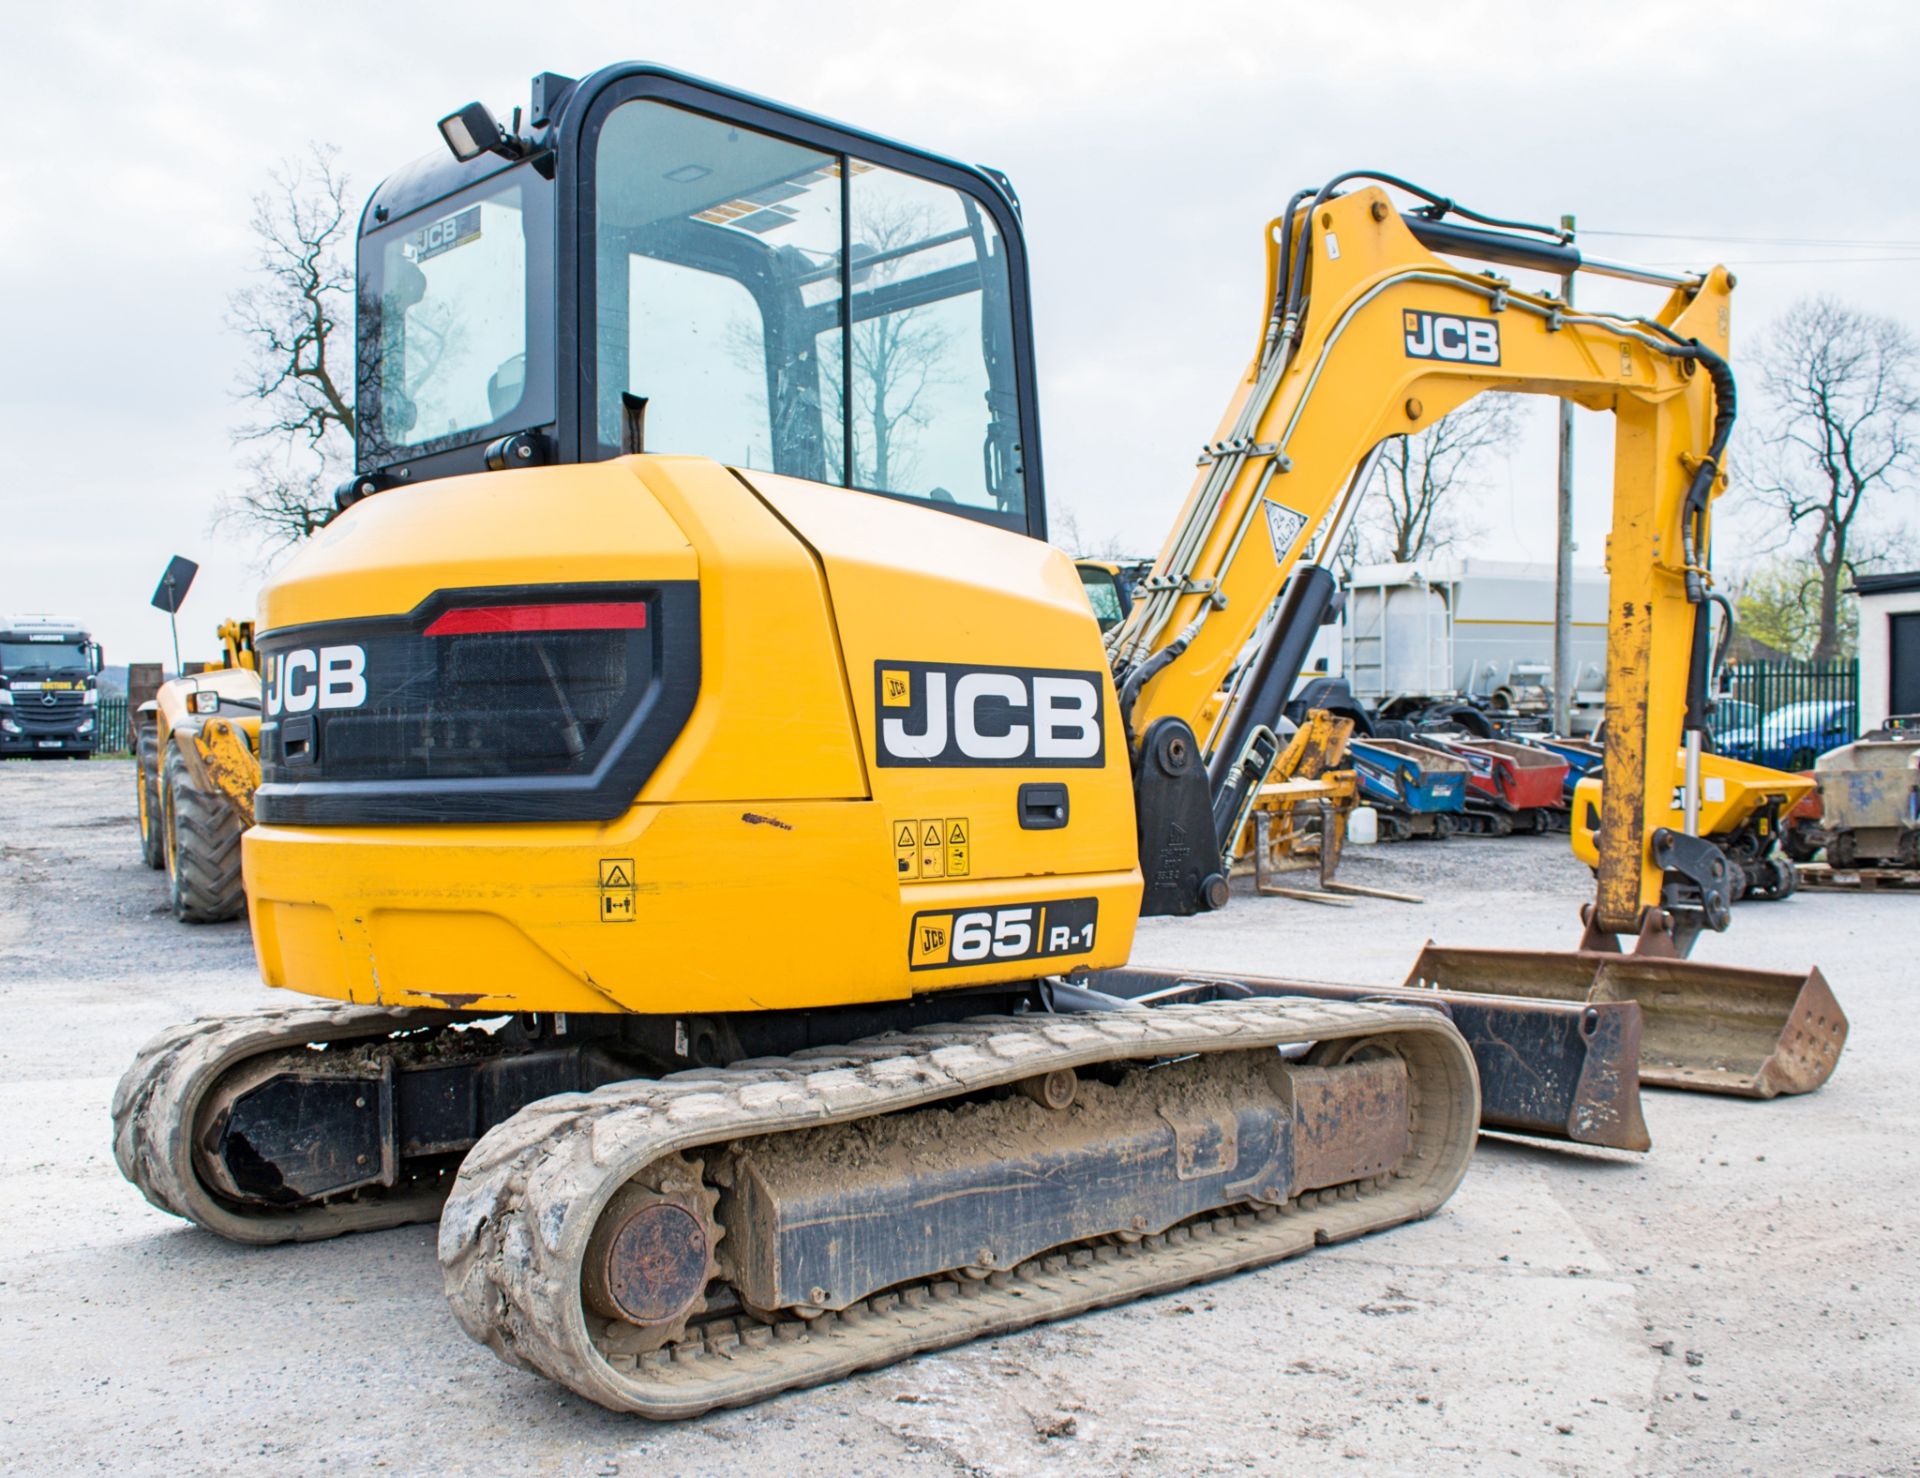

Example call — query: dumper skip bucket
[1401,945,1847,1099]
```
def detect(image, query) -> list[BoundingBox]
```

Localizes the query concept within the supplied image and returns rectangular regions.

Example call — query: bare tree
[825,202,955,492]
[1745,297,1919,662]
[1728,556,1857,660]
[218,144,357,549]
[1049,504,1134,560]
[1352,395,1517,566]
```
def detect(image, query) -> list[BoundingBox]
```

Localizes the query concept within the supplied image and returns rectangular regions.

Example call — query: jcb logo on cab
[1403,310,1501,365]
[874,660,1104,768]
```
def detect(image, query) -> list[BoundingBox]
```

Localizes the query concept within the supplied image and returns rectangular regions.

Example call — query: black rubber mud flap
[1133,717,1227,916]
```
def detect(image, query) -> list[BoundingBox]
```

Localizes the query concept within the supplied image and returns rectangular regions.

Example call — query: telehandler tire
[135,723,164,870]
[163,742,246,923]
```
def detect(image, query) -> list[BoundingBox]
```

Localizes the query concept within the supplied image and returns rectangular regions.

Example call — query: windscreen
[0,641,90,677]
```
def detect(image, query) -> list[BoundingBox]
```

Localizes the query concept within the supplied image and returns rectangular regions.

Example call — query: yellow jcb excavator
[134,619,262,921]
[115,65,1843,1417]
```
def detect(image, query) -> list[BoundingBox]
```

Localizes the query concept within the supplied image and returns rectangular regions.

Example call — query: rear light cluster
[422,601,649,637]
[254,584,701,825]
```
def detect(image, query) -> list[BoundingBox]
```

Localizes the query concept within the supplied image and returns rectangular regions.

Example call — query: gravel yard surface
[2,760,1914,1475]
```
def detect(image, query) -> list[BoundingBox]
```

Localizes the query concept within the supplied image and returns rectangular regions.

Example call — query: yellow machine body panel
[148,664,263,793]
[244,458,1141,1016]
[1569,752,1815,869]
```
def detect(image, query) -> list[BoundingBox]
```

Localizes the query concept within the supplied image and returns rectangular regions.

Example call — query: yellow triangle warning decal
[603,864,632,888]
[896,824,916,848]
[949,820,968,844]
[923,822,943,847]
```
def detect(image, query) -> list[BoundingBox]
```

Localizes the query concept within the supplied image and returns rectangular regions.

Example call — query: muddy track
[111,1003,466,1244]
[439,996,1479,1418]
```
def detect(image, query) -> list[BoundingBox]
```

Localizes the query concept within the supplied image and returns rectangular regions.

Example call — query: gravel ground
[1,760,1914,1476]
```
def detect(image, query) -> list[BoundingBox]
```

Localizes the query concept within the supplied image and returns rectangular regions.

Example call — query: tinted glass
[0,641,90,675]
[847,164,1020,513]
[379,183,529,447]
[591,100,1024,518]
[595,103,842,480]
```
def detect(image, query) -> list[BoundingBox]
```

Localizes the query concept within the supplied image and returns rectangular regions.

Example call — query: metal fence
[1724,658,1860,736]
[96,698,133,755]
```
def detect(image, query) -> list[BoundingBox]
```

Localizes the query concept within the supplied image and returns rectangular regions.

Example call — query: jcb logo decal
[1403,310,1500,365]
[264,645,368,715]
[875,661,1104,768]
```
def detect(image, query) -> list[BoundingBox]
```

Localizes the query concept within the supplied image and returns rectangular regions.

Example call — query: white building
[1854,571,1920,730]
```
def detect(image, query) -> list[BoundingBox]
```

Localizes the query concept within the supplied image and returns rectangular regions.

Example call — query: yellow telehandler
[115,65,1842,1416]
[134,619,261,921]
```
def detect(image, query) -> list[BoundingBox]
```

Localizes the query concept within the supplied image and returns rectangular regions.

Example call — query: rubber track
[112,1003,457,1244]
[439,997,1478,1418]
[166,744,246,923]
[136,724,164,870]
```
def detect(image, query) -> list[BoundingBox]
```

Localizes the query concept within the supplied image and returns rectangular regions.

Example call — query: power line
[1642,255,1920,266]
[1585,228,1920,249]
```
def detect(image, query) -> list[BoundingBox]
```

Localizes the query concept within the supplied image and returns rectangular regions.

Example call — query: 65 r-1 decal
[909,898,1098,970]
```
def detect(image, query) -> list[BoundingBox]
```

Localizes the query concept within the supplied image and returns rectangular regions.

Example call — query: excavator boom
[1113,180,1735,946]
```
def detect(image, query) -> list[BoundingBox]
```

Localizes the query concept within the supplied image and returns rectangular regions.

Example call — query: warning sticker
[599,857,635,923]
[895,817,972,881]
[1263,500,1309,563]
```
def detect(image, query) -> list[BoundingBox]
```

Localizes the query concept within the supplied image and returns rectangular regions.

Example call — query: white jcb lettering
[1032,676,1101,759]
[282,650,318,713]
[318,645,367,710]
[875,663,1105,767]
[1405,312,1499,366]
[266,644,370,714]
[881,671,948,759]
[953,672,1029,759]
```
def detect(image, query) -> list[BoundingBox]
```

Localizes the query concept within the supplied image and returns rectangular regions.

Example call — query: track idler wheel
[581,1155,721,1352]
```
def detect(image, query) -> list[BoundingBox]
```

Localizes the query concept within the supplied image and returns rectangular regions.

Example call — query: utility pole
[1552,213,1576,735]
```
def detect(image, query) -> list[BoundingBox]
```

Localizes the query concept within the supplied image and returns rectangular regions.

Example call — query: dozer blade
[1401,944,1847,1099]
[1093,967,1650,1152]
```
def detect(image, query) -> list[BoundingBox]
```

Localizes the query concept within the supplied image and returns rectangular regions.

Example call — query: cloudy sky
[4,0,1917,664]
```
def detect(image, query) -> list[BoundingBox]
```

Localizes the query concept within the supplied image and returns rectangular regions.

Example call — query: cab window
[380,183,529,447]
[592,100,1024,519]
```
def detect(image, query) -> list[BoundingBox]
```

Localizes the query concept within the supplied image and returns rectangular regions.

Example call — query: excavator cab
[345,66,1039,538]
